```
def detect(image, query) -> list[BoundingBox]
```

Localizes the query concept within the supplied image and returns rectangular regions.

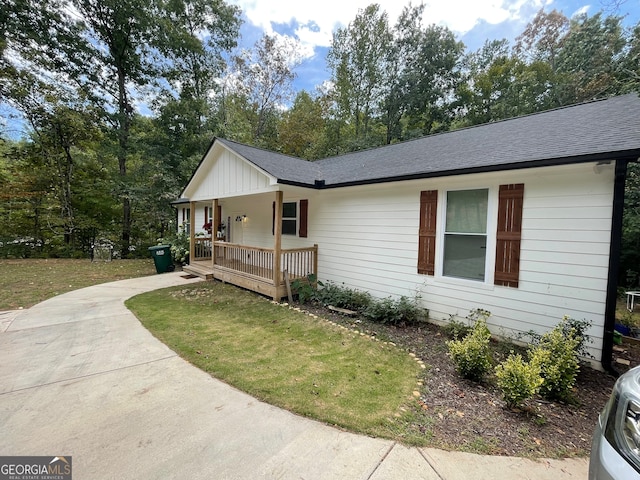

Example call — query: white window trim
[434,187,498,288]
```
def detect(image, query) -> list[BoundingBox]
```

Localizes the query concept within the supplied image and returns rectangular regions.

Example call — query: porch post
[273,191,283,300]
[212,199,219,270]
[189,201,196,264]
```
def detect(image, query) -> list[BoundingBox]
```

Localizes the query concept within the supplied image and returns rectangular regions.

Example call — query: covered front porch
[181,191,318,300]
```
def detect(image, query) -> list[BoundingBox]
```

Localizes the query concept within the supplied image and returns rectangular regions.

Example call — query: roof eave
[316,150,640,189]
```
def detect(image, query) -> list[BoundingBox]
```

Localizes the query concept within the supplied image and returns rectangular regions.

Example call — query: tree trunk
[117,68,132,258]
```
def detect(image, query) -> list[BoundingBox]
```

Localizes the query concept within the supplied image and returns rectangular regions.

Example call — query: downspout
[603,159,629,376]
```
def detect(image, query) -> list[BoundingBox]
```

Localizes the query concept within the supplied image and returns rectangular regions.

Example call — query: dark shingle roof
[217,94,640,188]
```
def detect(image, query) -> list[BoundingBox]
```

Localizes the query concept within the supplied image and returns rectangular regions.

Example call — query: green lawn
[126,281,426,442]
[0,258,156,310]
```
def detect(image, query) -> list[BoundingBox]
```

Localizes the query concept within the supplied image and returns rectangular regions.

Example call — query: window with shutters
[272,200,309,238]
[418,184,523,288]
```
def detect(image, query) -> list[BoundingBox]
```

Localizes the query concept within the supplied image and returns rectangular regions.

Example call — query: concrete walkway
[0,272,589,479]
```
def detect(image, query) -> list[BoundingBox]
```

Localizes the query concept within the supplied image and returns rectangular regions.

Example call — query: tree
[396,17,464,138]
[327,4,391,150]
[229,34,304,147]
[1,0,242,256]
[278,91,326,159]
[555,12,627,103]
[618,21,640,93]
[514,9,569,73]
[27,104,103,248]
[458,40,513,124]
[153,0,241,161]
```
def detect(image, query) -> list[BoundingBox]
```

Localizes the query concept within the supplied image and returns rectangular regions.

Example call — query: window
[443,189,488,281]
[272,199,309,238]
[418,184,523,288]
[282,202,297,235]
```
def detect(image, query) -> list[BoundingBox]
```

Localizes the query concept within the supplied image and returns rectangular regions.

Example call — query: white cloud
[572,5,591,17]
[229,0,552,51]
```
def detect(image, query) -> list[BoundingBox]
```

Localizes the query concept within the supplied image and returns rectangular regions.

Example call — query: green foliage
[522,315,593,359]
[159,227,189,265]
[442,314,473,339]
[447,314,493,381]
[529,322,581,401]
[317,281,373,312]
[495,353,543,408]
[363,295,426,326]
[291,274,322,304]
[278,91,327,160]
[316,282,426,326]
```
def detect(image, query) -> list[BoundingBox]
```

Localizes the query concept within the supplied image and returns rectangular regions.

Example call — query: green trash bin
[148,245,174,273]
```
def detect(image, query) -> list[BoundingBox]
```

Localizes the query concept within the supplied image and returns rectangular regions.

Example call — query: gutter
[275,150,640,190]
[603,158,632,376]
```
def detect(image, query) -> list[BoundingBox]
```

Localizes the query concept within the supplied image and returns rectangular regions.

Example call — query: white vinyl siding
[312,162,614,362]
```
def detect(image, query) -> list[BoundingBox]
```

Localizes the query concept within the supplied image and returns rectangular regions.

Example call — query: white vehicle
[590,365,640,479]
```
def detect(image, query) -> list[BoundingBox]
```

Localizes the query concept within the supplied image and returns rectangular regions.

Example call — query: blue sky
[228,0,640,94]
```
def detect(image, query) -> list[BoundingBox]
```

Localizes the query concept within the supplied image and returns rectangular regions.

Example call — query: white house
[175,93,640,371]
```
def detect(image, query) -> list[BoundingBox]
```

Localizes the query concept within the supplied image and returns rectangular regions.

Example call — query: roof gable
[182,141,278,200]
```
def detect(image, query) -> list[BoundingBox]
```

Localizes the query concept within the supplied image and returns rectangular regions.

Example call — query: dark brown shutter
[299,199,308,238]
[495,184,524,288]
[418,190,437,275]
[272,201,275,235]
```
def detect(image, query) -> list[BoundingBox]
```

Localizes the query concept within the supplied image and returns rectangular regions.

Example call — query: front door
[230,213,244,244]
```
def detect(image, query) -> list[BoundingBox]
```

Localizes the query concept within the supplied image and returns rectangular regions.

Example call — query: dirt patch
[300,302,638,458]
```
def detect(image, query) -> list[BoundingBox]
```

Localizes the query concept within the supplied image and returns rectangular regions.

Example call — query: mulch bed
[300,302,640,458]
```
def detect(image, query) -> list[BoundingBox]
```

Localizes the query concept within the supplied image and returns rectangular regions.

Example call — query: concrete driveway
[0,272,589,479]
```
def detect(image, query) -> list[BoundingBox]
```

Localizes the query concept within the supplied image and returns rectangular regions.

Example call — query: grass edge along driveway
[126,281,427,444]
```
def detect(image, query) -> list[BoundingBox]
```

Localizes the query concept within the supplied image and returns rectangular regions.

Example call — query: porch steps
[182,263,214,280]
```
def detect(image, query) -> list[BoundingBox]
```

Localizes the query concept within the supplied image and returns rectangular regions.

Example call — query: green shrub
[291,274,322,304]
[495,353,543,408]
[447,316,493,381]
[363,295,427,326]
[521,315,593,359]
[442,314,472,339]
[529,324,580,401]
[317,281,373,312]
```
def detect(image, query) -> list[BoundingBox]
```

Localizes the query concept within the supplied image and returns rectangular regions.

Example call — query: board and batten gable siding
[311,162,614,361]
[185,145,276,202]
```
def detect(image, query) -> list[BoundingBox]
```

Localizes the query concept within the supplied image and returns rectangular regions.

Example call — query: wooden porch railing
[193,236,212,260]
[212,242,317,284]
